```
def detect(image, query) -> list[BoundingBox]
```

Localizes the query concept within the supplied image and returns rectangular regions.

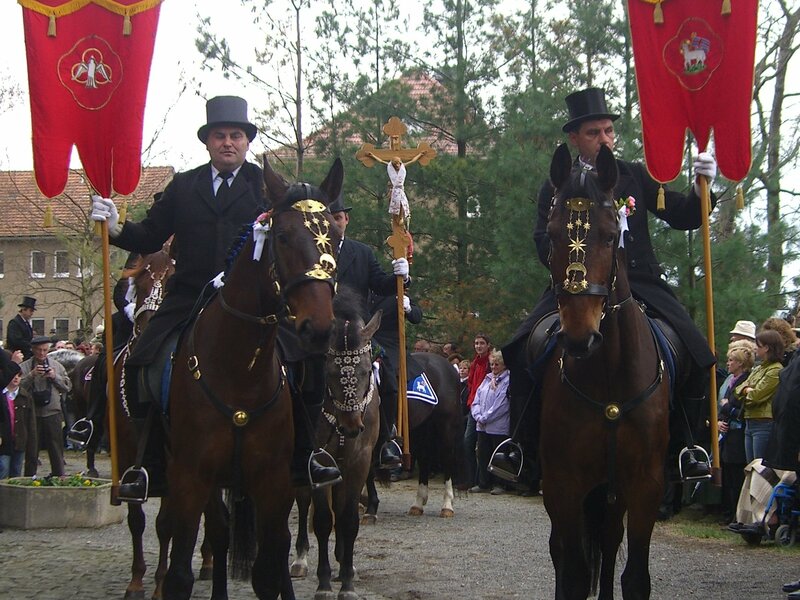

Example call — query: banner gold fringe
[19,0,163,35]
[722,0,731,15]
[654,0,664,23]
[657,185,665,211]
[47,13,55,35]
[736,185,744,210]
[118,200,128,224]
[43,204,53,227]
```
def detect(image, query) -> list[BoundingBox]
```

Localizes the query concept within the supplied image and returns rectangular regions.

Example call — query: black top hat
[18,296,36,310]
[562,87,620,133]
[327,191,352,214]
[30,335,52,346]
[197,96,258,143]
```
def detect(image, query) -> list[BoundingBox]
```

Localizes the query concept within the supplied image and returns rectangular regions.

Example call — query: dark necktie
[216,171,233,203]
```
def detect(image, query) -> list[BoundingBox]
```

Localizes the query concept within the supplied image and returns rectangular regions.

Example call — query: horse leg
[204,490,230,600]
[162,471,209,600]
[290,490,312,579]
[124,503,147,600]
[545,490,593,600]
[312,487,335,599]
[199,537,213,581]
[249,479,295,600]
[153,499,171,600]
[440,478,455,518]
[333,489,361,600]
[598,499,626,600]
[361,469,379,525]
[409,431,429,516]
[620,480,661,600]
[86,448,99,478]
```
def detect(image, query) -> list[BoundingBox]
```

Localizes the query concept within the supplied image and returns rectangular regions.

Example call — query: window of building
[31,251,46,278]
[77,255,94,278]
[54,251,70,278]
[31,318,45,337]
[0,251,4,278]
[54,318,69,339]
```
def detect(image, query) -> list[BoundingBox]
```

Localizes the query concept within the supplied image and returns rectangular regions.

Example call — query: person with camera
[20,336,71,476]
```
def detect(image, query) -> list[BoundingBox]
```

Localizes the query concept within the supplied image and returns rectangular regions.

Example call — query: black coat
[371,293,423,386]
[504,158,716,370]
[6,314,33,360]
[765,352,800,471]
[336,238,399,319]
[115,161,265,365]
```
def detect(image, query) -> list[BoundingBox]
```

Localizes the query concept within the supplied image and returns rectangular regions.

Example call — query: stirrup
[488,438,524,483]
[117,466,149,504]
[309,448,342,491]
[66,418,94,450]
[378,439,403,469]
[678,446,711,481]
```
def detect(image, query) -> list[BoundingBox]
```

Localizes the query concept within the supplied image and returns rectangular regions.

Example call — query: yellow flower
[33,480,41,487]
[83,479,92,486]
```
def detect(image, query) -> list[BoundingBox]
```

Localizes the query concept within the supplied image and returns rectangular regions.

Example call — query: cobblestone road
[1,450,797,599]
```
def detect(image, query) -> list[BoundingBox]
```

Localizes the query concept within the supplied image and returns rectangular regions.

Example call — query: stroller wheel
[776,524,796,547]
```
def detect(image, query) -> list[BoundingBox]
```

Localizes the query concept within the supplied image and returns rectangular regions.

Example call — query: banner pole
[699,176,721,486]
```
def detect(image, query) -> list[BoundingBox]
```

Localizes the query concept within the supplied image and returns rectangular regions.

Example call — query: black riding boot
[290,356,341,489]
[668,393,711,481]
[117,411,168,503]
[67,351,109,449]
[377,386,402,469]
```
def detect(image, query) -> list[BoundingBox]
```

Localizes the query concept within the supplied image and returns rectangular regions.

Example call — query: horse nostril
[359,424,365,434]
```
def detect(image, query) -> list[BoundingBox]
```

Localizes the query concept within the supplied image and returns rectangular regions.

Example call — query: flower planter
[0,478,125,529]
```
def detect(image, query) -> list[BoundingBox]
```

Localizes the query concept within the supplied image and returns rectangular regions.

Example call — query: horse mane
[331,286,367,351]
[224,222,257,275]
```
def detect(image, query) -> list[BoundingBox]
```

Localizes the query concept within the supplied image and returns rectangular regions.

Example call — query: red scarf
[466,353,490,409]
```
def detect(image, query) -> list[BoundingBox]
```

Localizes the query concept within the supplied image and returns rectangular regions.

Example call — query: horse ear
[362,309,382,341]
[261,153,289,204]
[550,143,572,190]
[595,145,618,193]
[320,158,344,204]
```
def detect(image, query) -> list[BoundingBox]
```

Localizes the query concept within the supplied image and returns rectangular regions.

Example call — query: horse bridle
[327,319,375,414]
[132,254,175,336]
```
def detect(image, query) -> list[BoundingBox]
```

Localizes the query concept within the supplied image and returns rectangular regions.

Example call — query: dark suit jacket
[505,157,715,369]
[6,314,33,360]
[114,161,265,365]
[336,238,399,319]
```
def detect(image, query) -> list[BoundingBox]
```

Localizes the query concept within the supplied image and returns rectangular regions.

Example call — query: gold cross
[355,116,437,169]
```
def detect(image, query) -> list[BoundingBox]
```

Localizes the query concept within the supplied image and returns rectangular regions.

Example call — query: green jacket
[736,360,783,420]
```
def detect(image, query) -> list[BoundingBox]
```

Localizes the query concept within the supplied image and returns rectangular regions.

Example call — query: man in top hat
[496,87,719,485]
[81,95,342,501]
[327,191,411,467]
[7,296,37,361]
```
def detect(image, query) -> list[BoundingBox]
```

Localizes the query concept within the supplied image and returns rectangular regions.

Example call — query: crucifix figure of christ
[355,116,436,465]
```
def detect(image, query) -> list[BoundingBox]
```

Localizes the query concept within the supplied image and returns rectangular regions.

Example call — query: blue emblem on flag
[407,372,438,405]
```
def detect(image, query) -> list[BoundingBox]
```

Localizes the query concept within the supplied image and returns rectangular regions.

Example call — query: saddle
[526,311,560,377]
[137,331,180,413]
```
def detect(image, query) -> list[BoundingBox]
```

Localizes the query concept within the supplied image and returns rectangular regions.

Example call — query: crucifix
[355,116,436,466]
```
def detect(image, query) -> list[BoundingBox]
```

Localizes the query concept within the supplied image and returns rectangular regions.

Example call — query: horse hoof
[439,508,455,518]
[124,590,145,600]
[87,468,99,478]
[408,506,424,516]
[290,563,308,578]
[314,591,335,600]
[198,565,213,580]
[337,591,360,600]
[360,514,377,525]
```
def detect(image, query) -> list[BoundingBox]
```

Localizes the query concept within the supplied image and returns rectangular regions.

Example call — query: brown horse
[536,144,670,600]
[290,287,381,599]
[161,158,343,600]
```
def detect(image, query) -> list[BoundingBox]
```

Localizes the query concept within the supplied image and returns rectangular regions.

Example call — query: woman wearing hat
[499,87,719,483]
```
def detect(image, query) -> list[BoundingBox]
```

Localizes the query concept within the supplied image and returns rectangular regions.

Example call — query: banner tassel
[657,185,665,211]
[47,13,56,36]
[123,13,132,35]
[654,0,664,24]
[119,200,128,224]
[44,204,54,227]
[736,184,744,210]
[722,0,732,15]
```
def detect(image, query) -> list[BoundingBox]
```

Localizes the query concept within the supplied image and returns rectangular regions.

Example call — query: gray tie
[216,171,233,203]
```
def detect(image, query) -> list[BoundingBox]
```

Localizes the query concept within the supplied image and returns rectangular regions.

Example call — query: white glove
[402,295,412,314]
[91,195,122,237]
[392,257,409,280]
[123,302,136,323]
[693,152,717,194]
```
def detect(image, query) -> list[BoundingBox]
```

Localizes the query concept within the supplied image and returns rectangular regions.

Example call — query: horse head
[262,157,343,355]
[123,239,175,338]
[547,143,619,358]
[325,287,381,438]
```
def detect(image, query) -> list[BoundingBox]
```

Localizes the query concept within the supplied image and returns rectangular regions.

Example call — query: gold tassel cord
[118,200,128,224]
[123,13,131,35]
[654,0,664,24]
[47,13,56,36]
[736,185,744,210]
[657,185,665,211]
[43,204,54,227]
[722,0,732,15]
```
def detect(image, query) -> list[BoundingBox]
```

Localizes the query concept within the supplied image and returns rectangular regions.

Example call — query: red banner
[627,0,758,183]
[20,0,162,197]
